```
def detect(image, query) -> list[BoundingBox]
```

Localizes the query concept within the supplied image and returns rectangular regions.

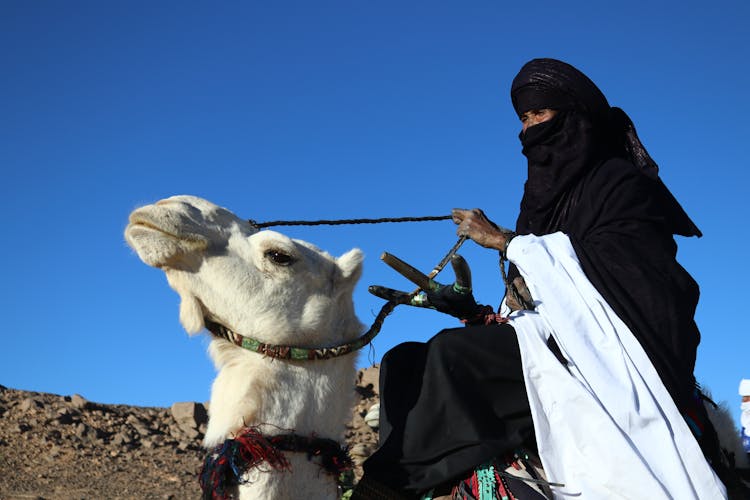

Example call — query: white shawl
[505,233,726,499]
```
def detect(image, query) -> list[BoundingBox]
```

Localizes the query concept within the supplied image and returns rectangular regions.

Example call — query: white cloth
[741,409,750,437]
[740,401,750,436]
[505,233,726,499]
[739,379,750,396]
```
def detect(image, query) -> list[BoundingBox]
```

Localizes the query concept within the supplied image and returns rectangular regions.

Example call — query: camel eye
[265,249,295,266]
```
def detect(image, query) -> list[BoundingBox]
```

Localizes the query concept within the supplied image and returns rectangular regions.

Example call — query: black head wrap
[512,58,659,179]
[510,58,699,237]
[511,58,610,127]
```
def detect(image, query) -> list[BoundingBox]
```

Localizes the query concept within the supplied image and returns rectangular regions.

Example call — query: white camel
[125,195,365,500]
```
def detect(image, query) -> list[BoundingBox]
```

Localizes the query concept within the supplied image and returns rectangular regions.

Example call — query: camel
[125,195,365,500]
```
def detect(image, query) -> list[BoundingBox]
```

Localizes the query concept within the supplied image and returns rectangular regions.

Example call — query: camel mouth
[126,206,191,239]
[125,213,211,270]
[127,219,176,238]
[125,221,186,252]
[127,220,209,248]
[127,208,210,244]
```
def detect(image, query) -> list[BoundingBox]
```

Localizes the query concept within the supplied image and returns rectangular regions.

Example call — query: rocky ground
[0,366,381,500]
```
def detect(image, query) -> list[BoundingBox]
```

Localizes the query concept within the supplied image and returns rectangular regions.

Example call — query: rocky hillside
[0,366,381,500]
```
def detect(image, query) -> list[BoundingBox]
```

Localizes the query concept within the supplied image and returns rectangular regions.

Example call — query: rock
[44,430,62,443]
[56,410,75,425]
[133,423,151,436]
[170,423,200,440]
[20,397,43,412]
[16,423,32,433]
[74,422,103,442]
[126,414,142,425]
[170,402,208,432]
[168,425,183,440]
[357,365,380,394]
[111,431,133,446]
[74,422,89,438]
[70,394,89,410]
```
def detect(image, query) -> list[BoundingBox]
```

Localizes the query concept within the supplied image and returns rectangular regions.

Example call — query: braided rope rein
[205,215,457,361]
[248,215,452,229]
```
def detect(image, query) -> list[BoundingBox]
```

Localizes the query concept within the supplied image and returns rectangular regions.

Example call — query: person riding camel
[353,58,728,499]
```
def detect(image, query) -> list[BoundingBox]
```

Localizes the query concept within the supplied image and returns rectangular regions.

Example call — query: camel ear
[179,293,205,335]
[337,248,364,286]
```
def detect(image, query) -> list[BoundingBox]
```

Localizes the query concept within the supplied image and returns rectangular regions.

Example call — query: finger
[380,252,433,290]
[451,208,470,224]
[468,208,500,229]
[450,254,472,292]
[368,285,413,304]
[470,208,487,219]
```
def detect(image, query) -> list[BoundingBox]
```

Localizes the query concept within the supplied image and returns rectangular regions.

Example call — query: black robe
[559,157,700,410]
[360,157,703,494]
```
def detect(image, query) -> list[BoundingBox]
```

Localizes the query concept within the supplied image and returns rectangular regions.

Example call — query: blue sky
[2,1,749,429]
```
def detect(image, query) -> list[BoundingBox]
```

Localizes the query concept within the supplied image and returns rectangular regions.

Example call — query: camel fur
[125,195,364,500]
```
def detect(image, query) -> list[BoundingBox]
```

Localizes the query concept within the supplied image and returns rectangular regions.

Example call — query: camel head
[125,195,364,348]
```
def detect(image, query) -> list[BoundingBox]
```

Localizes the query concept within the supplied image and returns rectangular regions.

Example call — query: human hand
[452,208,515,252]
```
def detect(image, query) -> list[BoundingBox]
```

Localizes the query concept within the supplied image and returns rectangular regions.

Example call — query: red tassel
[233,428,291,472]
